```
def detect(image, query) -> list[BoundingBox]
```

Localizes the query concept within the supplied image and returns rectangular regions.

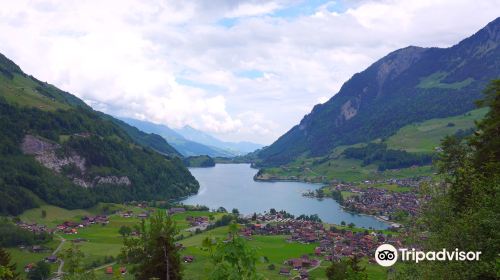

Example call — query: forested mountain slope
[0,53,198,215]
[258,17,500,166]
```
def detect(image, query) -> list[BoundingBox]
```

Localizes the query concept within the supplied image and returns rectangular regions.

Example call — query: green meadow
[11,204,390,279]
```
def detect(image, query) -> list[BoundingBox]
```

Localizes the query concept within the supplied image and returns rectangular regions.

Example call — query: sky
[0,0,499,144]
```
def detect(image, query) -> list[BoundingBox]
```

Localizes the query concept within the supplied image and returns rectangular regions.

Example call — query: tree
[121,211,182,280]
[231,208,239,216]
[62,243,84,275]
[326,256,367,280]
[204,223,263,280]
[0,248,19,280]
[0,266,13,279]
[118,226,132,237]
[471,79,500,175]
[27,261,50,280]
[326,260,347,280]
[401,80,500,279]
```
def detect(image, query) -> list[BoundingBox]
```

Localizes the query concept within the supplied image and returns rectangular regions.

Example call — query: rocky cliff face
[21,134,130,188]
[258,17,500,166]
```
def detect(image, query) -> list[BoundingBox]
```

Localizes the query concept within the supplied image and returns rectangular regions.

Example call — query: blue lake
[182,164,389,230]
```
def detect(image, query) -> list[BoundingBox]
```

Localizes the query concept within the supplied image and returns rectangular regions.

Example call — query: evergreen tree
[27,261,50,280]
[0,248,19,280]
[325,256,367,280]
[121,211,182,280]
[62,244,84,275]
[204,223,263,280]
[401,80,500,279]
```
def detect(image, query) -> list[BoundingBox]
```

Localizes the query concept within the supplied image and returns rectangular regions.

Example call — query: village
[236,212,404,279]
[333,184,429,221]
[12,204,408,279]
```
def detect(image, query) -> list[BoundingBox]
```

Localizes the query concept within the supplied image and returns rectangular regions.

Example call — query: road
[49,235,66,280]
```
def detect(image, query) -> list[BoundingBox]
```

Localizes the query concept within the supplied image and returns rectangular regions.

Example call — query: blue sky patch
[236,69,264,79]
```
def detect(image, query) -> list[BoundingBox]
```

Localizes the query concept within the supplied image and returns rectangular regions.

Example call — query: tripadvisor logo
[375,244,398,267]
[374,244,482,267]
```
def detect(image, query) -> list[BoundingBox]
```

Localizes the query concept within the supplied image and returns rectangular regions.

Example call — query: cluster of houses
[168,207,186,215]
[16,222,54,234]
[24,254,58,272]
[340,186,428,219]
[186,216,209,227]
[240,217,403,277]
[56,215,109,234]
[105,266,127,275]
[279,255,319,278]
[361,177,431,188]
[120,210,150,219]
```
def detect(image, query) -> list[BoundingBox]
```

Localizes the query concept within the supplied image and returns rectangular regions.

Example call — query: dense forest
[342,143,434,171]
[183,155,216,167]
[0,53,199,216]
[0,97,199,215]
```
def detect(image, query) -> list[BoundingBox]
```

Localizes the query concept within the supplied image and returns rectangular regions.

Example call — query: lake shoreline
[184,164,391,229]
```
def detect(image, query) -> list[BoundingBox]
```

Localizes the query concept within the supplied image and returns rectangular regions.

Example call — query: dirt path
[49,235,66,280]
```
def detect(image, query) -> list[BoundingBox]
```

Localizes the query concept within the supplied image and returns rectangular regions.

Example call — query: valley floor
[7,204,396,280]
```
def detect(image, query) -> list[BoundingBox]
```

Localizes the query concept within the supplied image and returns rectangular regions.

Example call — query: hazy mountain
[175,125,264,155]
[258,17,500,166]
[120,118,236,157]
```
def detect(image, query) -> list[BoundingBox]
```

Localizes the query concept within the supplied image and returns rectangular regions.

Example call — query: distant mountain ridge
[121,118,263,157]
[257,17,500,166]
[175,125,263,155]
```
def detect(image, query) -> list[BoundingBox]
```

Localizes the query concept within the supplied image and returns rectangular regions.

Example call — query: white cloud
[0,0,498,144]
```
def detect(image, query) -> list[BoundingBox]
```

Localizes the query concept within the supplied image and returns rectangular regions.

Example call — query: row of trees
[343,143,433,171]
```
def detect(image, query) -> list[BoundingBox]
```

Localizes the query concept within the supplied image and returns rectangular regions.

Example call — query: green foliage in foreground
[121,211,182,280]
[398,80,500,279]
[27,261,50,280]
[0,247,19,280]
[203,223,263,280]
[326,255,367,280]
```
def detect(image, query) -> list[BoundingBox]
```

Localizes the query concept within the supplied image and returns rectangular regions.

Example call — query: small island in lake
[183,155,216,167]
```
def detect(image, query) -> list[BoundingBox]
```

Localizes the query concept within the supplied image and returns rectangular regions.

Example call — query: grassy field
[13,204,391,279]
[385,108,487,153]
[6,239,61,277]
[257,108,486,184]
[180,226,389,280]
[0,73,70,111]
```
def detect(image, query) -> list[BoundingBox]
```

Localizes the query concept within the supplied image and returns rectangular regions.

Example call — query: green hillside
[0,53,198,215]
[257,18,500,167]
[385,107,487,152]
[255,107,485,183]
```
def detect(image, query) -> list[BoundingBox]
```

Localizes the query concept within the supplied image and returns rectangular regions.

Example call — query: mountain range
[257,17,500,167]
[120,117,263,157]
